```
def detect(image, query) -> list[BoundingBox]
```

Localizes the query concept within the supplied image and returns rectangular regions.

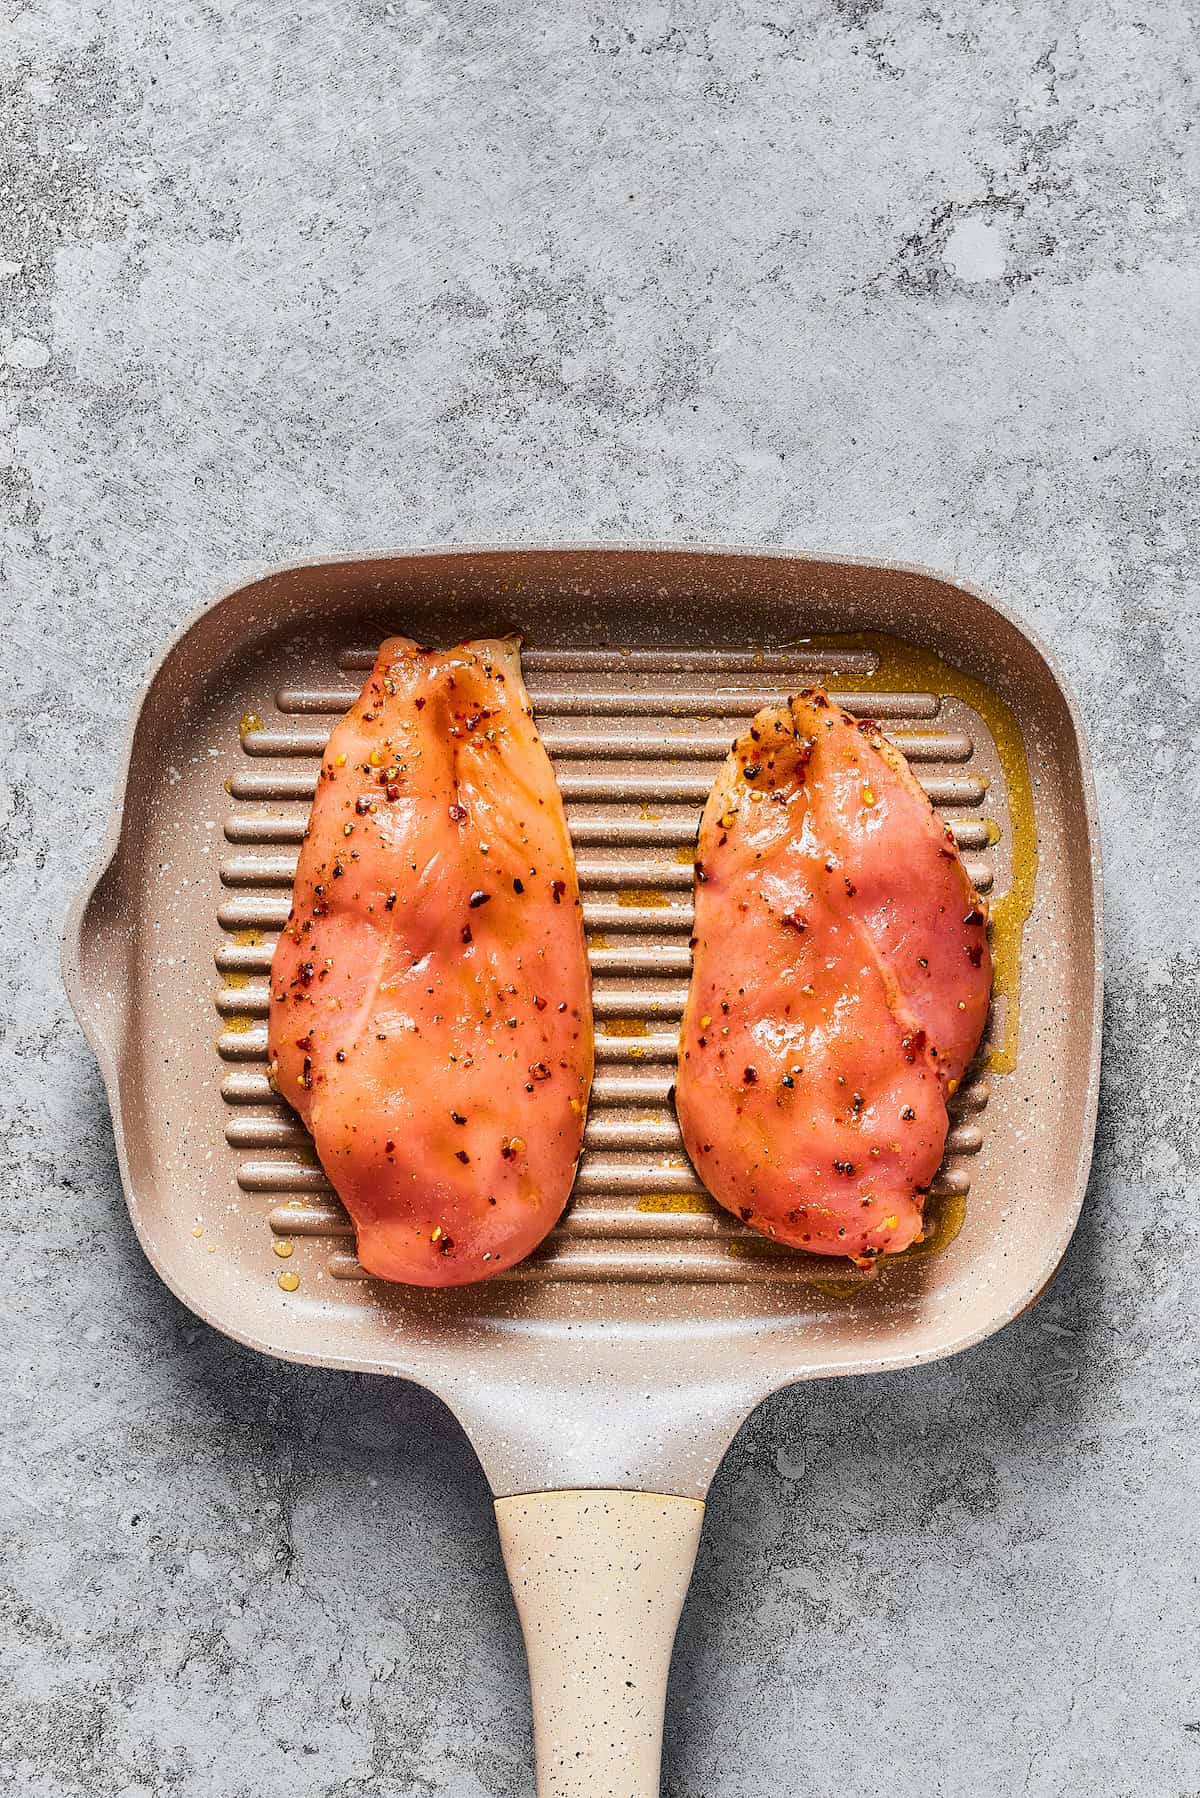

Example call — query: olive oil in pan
[637,1193,711,1215]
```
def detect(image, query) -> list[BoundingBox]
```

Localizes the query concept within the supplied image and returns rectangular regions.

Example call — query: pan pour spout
[268,635,593,1286]
[676,687,992,1262]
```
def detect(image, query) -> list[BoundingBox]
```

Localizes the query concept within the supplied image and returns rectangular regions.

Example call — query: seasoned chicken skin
[269,636,593,1287]
[676,689,992,1262]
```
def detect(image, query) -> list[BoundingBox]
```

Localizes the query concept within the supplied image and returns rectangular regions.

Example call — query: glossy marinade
[676,688,992,1263]
[269,636,593,1286]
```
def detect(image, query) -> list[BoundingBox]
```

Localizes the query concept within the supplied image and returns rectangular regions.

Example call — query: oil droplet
[233,928,262,947]
[814,1275,873,1301]
[223,1014,254,1033]
[239,711,264,737]
[273,1239,294,1259]
[725,1236,773,1259]
[191,1223,203,1238]
[604,1017,648,1037]
[983,818,1001,847]
[222,971,248,990]
[638,802,663,822]
[588,934,611,950]
[901,1191,968,1259]
[618,888,668,908]
[674,845,696,864]
[277,1270,300,1292]
[637,1192,710,1214]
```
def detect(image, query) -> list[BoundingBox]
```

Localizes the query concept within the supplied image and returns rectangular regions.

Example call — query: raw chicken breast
[676,688,992,1263]
[269,636,593,1287]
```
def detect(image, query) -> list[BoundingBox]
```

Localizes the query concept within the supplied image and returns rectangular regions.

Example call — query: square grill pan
[65,546,1101,1502]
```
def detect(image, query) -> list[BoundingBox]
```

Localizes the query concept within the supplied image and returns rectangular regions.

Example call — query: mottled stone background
[4,2,1198,1794]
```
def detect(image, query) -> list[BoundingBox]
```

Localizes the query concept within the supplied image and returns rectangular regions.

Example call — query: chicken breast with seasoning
[676,688,992,1263]
[269,636,593,1286]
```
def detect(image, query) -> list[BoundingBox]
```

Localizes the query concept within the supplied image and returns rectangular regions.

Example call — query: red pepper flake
[844,877,857,898]
[695,861,708,883]
[901,1106,915,1120]
[449,803,467,822]
[468,890,490,909]
[450,1111,467,1125]
[529,1061,551,1080]
[298,962,315,985]
[385,784,401,801]
[964,906,985,926]
[336,1050,346,1063]
[513,877,525,894]
[833,1159,855,1176]
[385,1139,395,1152]
[384,892,397,910]
[455,1149,470,1164]
[781,912,807,933]
[966,942,983,967]
[533,995,547,1011]
[550,879,565,904]
[461,924,473,944]
[414,697,425,710]
[743,1066,758,1084]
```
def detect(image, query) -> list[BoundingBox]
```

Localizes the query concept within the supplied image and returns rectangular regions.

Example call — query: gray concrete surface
[4,2,1198,1794]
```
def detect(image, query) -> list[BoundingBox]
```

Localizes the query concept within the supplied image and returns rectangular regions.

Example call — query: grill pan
[64,546,1102,1797]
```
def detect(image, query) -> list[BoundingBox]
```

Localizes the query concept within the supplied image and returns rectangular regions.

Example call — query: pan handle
[495,1488,704,1798]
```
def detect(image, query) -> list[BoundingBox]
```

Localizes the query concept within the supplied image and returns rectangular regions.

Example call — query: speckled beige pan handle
[495,1489,705,1798]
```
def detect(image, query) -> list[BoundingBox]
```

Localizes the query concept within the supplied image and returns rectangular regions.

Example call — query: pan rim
[61,541,1104,1393]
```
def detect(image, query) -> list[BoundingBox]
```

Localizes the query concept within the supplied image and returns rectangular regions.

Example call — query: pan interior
[222,639,1008,1292]
[72,550,1099,1481]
